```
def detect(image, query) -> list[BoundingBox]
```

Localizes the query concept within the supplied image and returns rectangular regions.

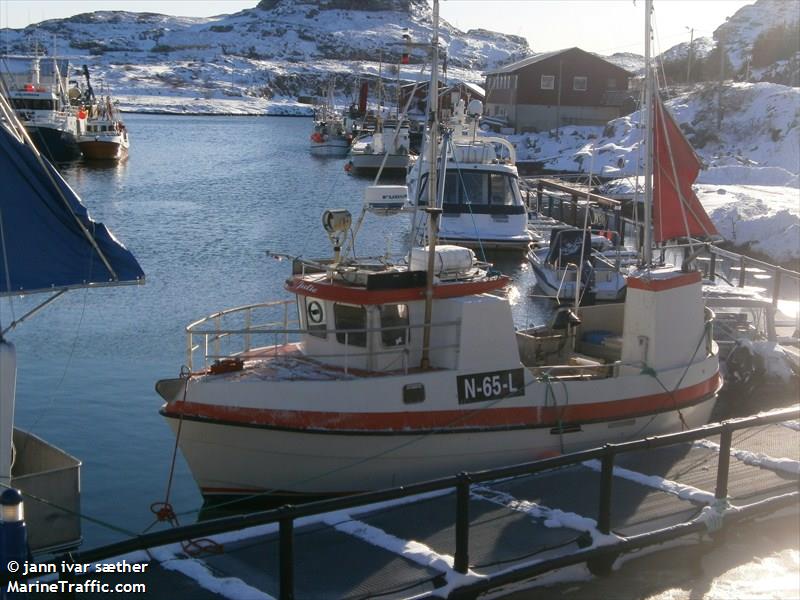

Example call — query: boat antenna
[642,0,654,266]
[420,0,441,370]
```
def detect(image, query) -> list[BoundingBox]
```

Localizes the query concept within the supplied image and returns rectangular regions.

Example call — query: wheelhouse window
[438,172,521,207]
[607,77,617,90]
[490,173,519,205]
[380,304,409,347]
[334,303,367,347]
[540,75,555,90]
[573,76,588,91]
[11,98,56,111]
[445,171,485,205]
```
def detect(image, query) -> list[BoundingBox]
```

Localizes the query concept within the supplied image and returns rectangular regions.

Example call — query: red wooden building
[484,47,634,132]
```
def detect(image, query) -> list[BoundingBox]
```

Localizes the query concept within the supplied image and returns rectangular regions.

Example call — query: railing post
[186,331,193,372]
[709,252,717,282]
[537,180,543,213]
[344,332,349,374]
[214,315,222,359]
[244,308,252,354]
[454,473,471,574]
[204,334,209,368]
[284,302,290,345]
[279,516,294,600]
[597,446,615,535]
[714,426,733,501]
[571,193,577,226]
[772,270,782,307]
[739,256,746,287]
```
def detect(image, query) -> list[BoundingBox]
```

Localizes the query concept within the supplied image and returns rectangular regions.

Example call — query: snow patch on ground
[694,438,800,476]
[582,459,717,505]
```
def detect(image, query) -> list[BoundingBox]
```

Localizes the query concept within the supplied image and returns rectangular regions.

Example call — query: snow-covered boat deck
[47,406,799,600]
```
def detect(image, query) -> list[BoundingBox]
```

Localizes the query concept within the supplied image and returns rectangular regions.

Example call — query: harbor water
[6,114,548,548]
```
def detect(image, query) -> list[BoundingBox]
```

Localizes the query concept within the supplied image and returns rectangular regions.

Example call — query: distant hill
[659,0,799,85]
[0,0,529,109]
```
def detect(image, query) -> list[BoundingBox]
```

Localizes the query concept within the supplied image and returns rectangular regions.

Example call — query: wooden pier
[25,405,799,600]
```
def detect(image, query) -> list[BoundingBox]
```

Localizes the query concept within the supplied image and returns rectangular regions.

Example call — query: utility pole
[685,27,694,83]
[717,28,725,129]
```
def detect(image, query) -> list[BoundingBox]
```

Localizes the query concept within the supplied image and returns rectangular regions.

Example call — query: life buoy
[311,132,323,143]
[77,109,87,120]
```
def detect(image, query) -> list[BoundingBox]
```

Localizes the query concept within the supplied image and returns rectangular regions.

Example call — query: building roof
[485,47,634,76]
[400,79,485,98]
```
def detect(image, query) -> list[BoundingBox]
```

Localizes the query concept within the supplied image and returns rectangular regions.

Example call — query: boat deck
[41,407,799,600]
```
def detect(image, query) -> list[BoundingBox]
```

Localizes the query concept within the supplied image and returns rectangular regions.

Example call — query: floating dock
[23,405,798,600]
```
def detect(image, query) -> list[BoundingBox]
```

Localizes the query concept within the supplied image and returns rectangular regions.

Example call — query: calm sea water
[5,114,546,548]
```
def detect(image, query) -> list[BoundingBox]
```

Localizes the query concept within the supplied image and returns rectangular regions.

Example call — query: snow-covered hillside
[659,0,799,85]
[510,81,800,264]
[0,0,530,114]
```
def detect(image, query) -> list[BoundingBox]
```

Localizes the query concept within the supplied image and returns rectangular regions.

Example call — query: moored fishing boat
[309,82,356,157]
[2,55,82,162]
[79,95,129,161]
[157,1,720,501]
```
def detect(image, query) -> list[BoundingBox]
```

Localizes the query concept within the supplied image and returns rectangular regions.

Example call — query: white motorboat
[407,98,533,251]
[348,120,413,172]
[528,227,637,302]
[157,2,720,500]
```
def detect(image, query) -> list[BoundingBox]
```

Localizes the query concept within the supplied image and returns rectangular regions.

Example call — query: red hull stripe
[628,271,701,292]
[286,275,509,305]
[164,373,720,431]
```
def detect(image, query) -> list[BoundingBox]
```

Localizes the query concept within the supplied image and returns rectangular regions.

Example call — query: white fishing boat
[348,119,413,172]
[407,97,534,250]
[79,95,129,161]
[2,55,82,162]
[157,1,720,500]
[309,82,355,157]
[0,88,144,550]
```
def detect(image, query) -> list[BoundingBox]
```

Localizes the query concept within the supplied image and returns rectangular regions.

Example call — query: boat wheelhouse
[407,100,533,250]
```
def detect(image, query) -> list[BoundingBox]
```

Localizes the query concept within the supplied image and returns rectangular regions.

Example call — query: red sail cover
[653,99,718,242]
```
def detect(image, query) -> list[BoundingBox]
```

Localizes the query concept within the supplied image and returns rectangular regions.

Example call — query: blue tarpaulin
[0,121,144,296]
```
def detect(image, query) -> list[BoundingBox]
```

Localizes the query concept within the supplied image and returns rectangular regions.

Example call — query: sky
[0,0,755,54]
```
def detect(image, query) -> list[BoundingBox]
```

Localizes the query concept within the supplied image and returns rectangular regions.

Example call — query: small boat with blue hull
[0,89,144,552]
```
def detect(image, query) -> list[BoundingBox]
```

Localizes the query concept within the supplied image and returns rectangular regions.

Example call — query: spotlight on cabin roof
[467,99,483,118]
[322,209,352,234]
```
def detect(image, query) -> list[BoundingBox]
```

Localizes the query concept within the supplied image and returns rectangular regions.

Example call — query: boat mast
[642,0,654,266]
[420,0,441,370]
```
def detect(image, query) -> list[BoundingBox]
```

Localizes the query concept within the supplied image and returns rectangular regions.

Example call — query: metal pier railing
[32,405,800,600]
